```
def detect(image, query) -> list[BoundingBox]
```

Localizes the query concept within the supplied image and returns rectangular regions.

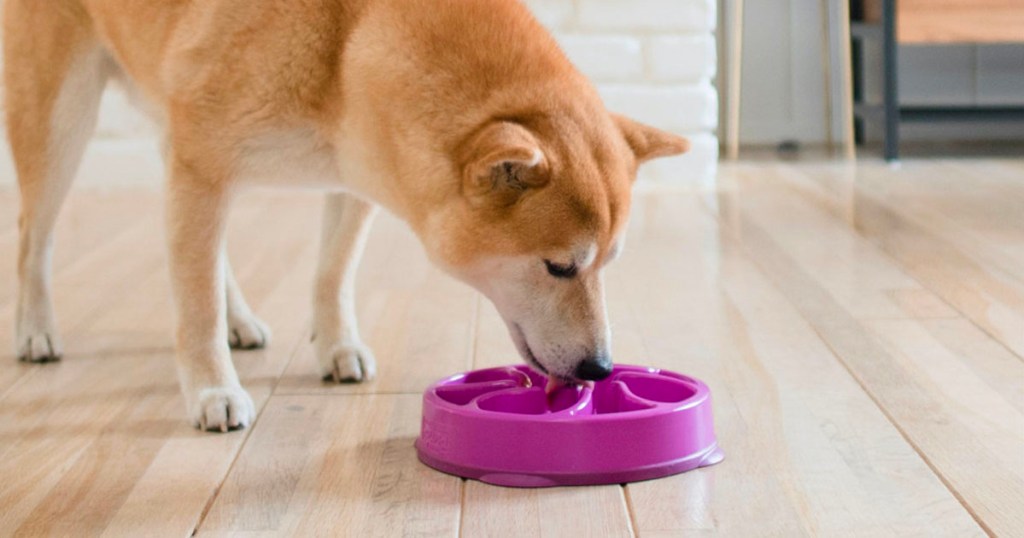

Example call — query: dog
[5,0,689,431]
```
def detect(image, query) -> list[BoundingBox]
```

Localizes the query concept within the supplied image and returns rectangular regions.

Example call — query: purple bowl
[415,364,724,487]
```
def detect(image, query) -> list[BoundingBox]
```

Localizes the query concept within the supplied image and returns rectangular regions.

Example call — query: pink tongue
[545,376,595,395]
[545,375,565,395]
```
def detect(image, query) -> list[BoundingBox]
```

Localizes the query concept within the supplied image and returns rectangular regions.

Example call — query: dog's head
[423,110,688,384]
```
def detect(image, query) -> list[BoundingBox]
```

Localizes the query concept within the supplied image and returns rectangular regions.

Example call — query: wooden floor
[0,158,1022,537]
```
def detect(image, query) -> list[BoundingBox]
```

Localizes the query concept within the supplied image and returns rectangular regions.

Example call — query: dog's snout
[575,356,613,381]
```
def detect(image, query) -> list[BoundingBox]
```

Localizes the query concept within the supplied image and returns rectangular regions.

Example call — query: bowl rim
[423,364,711,423]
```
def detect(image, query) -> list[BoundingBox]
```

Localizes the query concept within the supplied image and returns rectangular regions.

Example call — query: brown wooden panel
[898,1,1024,43]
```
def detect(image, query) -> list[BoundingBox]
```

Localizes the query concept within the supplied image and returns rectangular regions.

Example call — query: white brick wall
[576,0,715,32]
[529,0,718,183]
[648,35,717,82]
[0,0,718,186]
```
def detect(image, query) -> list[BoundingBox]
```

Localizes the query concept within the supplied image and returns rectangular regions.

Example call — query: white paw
[319,342,377,383]
[16,329,63,363]
[16,298,62,362]
[188,385,256,432]
[228,313,271,350]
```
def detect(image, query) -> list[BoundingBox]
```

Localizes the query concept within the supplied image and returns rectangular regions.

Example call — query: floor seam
[777,163,1024,364]
[622,484,640,537]
[457,479,467,538]
[190,286,311,536]
[706,198,997,537]
[797,307,997,537]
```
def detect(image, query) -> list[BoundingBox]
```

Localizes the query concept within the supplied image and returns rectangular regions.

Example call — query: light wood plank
[99,192,323,536]
[619,195,984,536]
[0,189,162,307]
[0,191,322,536]
[718,178,1024,535]
[723,163,954,322]
[917,318,1024,414]
[782,159,1024,299]
[0,354,184,536]
[462,482,633,538]
[199,394,461,537]
[0,194,170,398]
[770,159,1024,273]
[860,160,1024,282]
[866,317,1024,422]
[737,161,1024,357]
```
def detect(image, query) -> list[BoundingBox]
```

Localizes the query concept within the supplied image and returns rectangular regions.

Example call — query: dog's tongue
[545,375,566,395]
[545,375,594,395]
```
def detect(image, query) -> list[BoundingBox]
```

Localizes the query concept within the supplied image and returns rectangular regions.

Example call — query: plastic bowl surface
[416,365,724,487]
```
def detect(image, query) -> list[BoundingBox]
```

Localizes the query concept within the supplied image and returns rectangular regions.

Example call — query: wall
[526,0,719,184]
[0,0,719,186]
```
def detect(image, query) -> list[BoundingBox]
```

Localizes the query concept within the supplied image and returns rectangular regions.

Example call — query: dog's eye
[544,260,577,279]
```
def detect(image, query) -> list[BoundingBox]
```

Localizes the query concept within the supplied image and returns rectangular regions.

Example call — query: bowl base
[416,442,724,488]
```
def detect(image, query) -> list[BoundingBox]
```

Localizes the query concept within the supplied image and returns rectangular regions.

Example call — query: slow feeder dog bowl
[416,364,723,487]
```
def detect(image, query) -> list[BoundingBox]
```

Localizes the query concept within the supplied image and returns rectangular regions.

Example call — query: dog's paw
[16,330,63,363]
[319,342,377,383]
[16,301,62,362]
[228,312,271,350]
[189,385,256,432]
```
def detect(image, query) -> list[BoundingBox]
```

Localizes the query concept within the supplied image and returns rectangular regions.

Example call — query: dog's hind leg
[4,2,108,362]
[224,256,271,350]
[313,192,378,382]
[154,132,269,353]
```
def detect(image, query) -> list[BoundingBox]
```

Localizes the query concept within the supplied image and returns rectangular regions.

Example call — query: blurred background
[1,0,1021,188]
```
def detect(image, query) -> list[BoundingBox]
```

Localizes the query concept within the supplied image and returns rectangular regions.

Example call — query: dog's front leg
[167,169,254,431]
[313,192,378,382]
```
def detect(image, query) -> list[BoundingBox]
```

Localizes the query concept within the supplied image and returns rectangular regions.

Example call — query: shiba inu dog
[5,0,688,431]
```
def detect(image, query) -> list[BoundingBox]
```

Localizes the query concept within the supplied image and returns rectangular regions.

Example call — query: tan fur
[5,0,688,431]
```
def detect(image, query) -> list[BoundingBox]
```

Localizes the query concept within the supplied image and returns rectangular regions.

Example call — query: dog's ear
[459,121,549,207]
[613,114,690,164]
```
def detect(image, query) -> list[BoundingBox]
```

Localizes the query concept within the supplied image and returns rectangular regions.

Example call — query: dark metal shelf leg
[883,0,899,161]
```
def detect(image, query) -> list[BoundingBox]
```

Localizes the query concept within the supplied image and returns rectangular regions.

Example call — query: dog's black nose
[575,356,613,381]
